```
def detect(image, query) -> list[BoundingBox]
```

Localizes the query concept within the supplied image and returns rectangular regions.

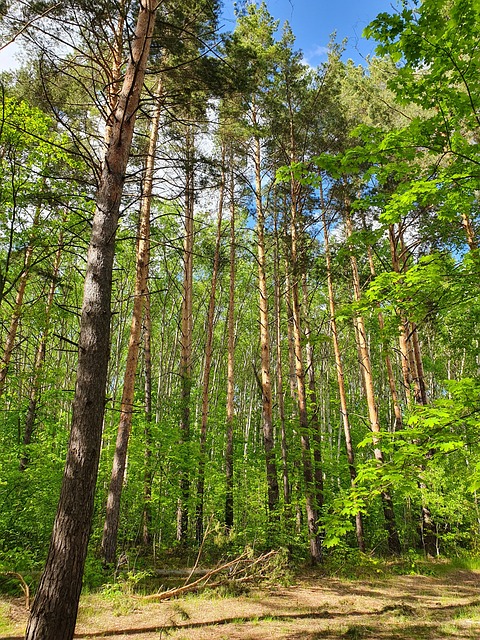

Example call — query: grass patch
[0,602,14,635]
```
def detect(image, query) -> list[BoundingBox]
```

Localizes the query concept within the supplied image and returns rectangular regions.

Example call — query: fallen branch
[141,553,249,601]
[140,550,279,602]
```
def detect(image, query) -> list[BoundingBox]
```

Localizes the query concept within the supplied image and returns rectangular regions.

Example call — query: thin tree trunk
[389,224,435,555]
[225,159,236,532]
[252,110,279,517]
[101,77,162,565]
[0,207,40,397]
[301,274,324,523]
[273,205,290,506]
[289,174,322,564]
[345,206,401,555]
[320,198,365,552]
[177,122,195,542]
[20,229,64,470]
[462,212,478,251]
[389,224,413,404]
[366,244,403,431]
[142,286,153,546]
[25,3,157,637]
[195,147,225,542]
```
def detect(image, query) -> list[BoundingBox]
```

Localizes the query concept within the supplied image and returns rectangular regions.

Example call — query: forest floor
[1,568,480,639]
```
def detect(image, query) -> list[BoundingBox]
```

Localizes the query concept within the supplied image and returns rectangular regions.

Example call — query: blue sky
[0,0,398,71]
[221,0,399,65]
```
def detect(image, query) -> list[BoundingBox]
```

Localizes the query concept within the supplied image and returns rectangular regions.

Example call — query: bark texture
[24,3,157,638]
[101,76,162,565]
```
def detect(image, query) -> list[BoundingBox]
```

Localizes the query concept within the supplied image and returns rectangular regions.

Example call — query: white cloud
[302,44,329,67]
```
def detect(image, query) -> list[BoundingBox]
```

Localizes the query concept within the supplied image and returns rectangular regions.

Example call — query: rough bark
[24,3,157,638]
[101,76,161,565]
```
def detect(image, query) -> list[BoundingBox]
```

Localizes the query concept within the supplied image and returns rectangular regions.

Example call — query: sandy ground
[2,569,480,639]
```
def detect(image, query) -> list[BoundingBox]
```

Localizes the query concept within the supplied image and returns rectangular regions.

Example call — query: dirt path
[2,570,480,639]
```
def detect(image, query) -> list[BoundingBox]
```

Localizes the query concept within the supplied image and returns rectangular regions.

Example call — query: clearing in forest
[1,569,480,639]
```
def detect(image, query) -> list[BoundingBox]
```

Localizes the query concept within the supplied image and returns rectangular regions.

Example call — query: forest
[0,0,479,638]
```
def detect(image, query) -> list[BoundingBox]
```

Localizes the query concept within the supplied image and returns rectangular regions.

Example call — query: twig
[0,4,62,51]
[3,572,30,609]
[141,552,249,601]
[183,515,213,586]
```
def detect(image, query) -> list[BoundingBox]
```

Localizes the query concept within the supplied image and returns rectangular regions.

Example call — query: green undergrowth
[318,547,480,580]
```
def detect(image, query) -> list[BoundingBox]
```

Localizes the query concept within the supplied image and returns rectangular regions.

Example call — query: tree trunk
[20,229,64,471]
[101,76,162,565]
[142,285,153,546]
[225,155,236,532]
[252,110,279,517]
[320,198,365,552]
[365,244,403,432]
[273,205,290,507]
[195,147,225,542]
[0,207,40,397]
[289,175,322,564]
[345,206,401,556]
[24,3,157,637]
[301,274,324,523]
[389,223,435,555]
[177,122,195,542]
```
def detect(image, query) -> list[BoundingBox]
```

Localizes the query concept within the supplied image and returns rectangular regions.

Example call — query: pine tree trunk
[101,77,161,565]
[320,200,365,551]
[389,224,436,555]
[365,244,403,431]
[273,206,290,506]
[252,112,279,516]
[345,206,401,555]
[24,3,157,637]
[301,274,324,522]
